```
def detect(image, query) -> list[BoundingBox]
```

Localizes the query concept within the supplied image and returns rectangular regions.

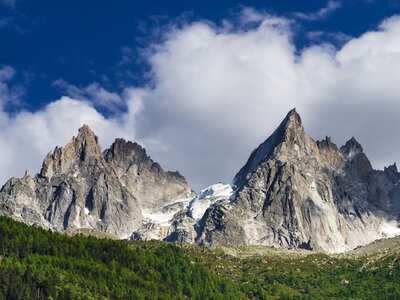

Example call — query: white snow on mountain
[188,183,233,220]
[381,222,400,238]
[140,183,233,227]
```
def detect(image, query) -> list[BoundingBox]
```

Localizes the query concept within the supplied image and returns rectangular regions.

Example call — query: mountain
[4,215,400,299]
[0,125,194,238]
[196,109,400,252]
[0,110,399,253]
[134,109,400,253]
[123,109,400,253]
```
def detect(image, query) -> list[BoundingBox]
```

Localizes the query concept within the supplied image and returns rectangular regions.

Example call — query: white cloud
[131,11,400,189]
[0,97,131,180]
[53,79,125,112]
[294,1,341,21]
[0,68,139,184]
[133,19,303,188]
[1,10,400,191]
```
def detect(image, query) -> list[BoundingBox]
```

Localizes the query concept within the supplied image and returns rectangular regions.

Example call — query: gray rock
[0,125,194,238]
[197,109,400,252]
[104,138,194,210]
[1,110,399,254]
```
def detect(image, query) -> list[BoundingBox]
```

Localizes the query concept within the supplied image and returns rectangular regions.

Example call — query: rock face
[104,138,192,210]
[0,110,399,253]
[0,125,194,238]
[196,109,400,252]
[129,109,400,253]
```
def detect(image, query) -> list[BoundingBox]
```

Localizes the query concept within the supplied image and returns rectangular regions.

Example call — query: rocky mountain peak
[385,162,398,174]
[317,136,339,151]
[384,162,400,176]
[339,137,372,177]
[104,138,149,171]
[195,110,400,253]
[72,124,103,160]
[76,124,97,140]
[103,137,194,210]
[269,108,306,146]
[0,110,399,254]
[233,108,308,187]
[40,124,103,177]
[281,108,303,135]
[1,125,195,238]
[340,137,364,158]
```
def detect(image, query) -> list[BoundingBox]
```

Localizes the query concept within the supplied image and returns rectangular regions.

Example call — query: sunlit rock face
[0,125,194,239]
[0,110,399,253]
[196,110,400,253]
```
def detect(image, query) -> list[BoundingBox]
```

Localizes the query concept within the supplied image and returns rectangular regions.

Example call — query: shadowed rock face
[0,125,194,238]
[196,109,400,252]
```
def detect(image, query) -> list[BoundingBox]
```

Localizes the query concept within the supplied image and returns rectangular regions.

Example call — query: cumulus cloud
[134,18,303,188]
[1,10,400,191]
[0,97,131,180]
[131,11,400,189]
[0,68,140,185]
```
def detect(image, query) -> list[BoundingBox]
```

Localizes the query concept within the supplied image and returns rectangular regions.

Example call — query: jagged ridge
[0,110,399,253]
[0,125,194,238]
[196,109,400,252]
[128,109,400,253]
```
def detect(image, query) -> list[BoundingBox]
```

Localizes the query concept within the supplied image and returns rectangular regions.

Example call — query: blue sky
[1,0,399,112]
[1,0,400,189]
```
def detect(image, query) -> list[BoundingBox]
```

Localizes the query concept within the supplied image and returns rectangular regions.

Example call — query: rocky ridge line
[0,125,194,238]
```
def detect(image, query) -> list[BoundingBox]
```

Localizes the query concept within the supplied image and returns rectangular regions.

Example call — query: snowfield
[141,183,233,226]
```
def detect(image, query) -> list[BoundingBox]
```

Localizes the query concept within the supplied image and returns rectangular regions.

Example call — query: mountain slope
[0,125,194,238]
[0,110,399,253]
[0,216,242,300]
[3,216,400,299]
[196,109,400,252]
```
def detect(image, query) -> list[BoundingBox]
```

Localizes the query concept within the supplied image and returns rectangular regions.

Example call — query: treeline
[0,217,243,299]
[2,215,400,299]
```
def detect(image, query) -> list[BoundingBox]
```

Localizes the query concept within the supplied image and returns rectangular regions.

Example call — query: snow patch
[142,211,176,226]
[139,183,234,242]
[84,207,90,215]
[188,199,213,220]
[188,183,233,220]
[141,196,193,226]
[197,183,233,200]
[141,184,233,227]
[381,222,400,238]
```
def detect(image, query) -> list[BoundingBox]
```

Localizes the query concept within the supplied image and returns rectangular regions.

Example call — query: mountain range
[1,109,399,253]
